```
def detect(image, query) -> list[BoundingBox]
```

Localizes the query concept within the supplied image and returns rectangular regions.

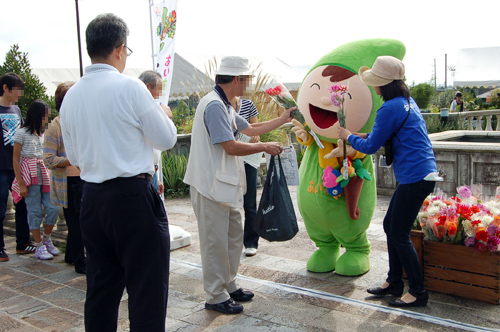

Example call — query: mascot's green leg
[306,246,341,273]
[335,250,370,276]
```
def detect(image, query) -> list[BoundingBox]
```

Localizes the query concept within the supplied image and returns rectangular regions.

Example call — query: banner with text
[151,0,178,104]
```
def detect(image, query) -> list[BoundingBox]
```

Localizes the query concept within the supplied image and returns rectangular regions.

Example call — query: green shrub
[425,114,468,134]
[172,100,195,134]
[162,152,190,198]
[410,83,434,109]
[431,89,455,109]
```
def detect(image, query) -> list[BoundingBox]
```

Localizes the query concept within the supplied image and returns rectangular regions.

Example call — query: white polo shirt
[60,64,177,183]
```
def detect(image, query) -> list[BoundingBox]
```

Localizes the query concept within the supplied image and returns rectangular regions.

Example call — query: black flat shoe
[75,266,86,275]
[367,282,404,297]
[230,288,254,302]
[205,299,243,314]
[388,290,428,308]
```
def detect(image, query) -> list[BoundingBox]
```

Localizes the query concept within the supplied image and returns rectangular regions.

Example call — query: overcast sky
[1,0,497,86]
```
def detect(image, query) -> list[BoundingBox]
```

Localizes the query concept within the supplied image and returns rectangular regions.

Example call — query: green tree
[0,44,55,118]
[410,83,434,109]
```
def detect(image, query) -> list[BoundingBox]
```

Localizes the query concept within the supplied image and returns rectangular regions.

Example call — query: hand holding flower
[337,127,352,140]
[279,106,295,124]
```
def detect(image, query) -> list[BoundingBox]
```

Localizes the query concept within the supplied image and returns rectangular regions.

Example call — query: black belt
[133,173,153,182]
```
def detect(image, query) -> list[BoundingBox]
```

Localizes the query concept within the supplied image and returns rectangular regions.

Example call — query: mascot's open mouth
[309,104,338,129]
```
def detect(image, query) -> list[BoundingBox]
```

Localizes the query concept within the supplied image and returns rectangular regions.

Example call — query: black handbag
[384,100,411,166]
[254,155,298,242]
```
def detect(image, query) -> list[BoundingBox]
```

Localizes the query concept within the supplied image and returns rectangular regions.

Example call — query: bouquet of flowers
[265,83,324,149]
[328,84,349,127]
[328,84,351,180]
[418,186,500,252]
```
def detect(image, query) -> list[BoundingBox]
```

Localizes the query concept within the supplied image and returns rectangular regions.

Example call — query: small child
[12,100,60,260]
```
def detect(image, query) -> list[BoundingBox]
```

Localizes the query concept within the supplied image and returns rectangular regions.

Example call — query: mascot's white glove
[291,119,310,143]
[324,139,357,159]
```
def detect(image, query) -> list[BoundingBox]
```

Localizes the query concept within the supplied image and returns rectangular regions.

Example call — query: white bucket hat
[215,56,253,76]
[358,55,405,87]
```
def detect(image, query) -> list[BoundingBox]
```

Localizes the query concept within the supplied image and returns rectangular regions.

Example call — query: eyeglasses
[116,44,133,57]
[125,45,133,57]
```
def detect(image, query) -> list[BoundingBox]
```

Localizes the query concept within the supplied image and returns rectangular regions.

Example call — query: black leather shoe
[205,299,243,314]
[230,288,254,302]
[367,282,404,297]
[389,290,429,308]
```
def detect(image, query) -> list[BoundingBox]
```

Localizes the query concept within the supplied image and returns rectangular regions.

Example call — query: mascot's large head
[298,38,406,143]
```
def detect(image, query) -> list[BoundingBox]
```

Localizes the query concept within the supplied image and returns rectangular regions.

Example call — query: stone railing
[422,109,500,131]
[375,130,500,196]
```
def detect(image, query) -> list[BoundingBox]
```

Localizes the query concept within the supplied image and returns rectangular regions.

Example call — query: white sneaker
[35,245,53,260]
[42,237,60,256]
[244,248,257,257]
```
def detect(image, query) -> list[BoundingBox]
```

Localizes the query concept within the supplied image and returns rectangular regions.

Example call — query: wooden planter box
[423,240,500,304]
[403,230,425,278]
[410,229,425,273]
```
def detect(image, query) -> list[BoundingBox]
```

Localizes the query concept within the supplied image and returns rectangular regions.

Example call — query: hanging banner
[150,0,178,104]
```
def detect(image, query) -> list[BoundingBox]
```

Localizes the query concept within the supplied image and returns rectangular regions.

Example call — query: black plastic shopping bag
[254,155,298,242]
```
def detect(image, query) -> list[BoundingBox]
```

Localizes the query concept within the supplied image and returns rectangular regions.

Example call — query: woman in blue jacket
[338,56,437,307]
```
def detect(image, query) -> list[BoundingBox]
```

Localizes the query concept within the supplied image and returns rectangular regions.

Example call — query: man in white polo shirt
[60,14,176,332]
[184,56,293,314]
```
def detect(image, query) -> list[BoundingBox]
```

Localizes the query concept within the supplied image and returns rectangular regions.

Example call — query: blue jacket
[348,96,437,184]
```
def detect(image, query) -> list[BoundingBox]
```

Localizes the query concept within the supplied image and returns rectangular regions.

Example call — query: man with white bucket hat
[184,56,294,314]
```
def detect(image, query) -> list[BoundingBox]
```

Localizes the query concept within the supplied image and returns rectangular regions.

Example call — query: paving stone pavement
[1,187,500,331]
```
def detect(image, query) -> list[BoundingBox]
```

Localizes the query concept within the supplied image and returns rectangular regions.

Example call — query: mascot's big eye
[310,83,320,90]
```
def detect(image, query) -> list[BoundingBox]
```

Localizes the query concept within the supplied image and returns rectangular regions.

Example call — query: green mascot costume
[294,38,405,275]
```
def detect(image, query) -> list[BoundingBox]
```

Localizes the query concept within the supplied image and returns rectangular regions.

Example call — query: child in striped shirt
[12,100,59,260]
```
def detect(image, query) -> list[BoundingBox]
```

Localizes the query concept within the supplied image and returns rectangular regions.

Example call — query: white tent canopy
[33,53,306,100]
[178,53,306,91]
[454,47,500,88]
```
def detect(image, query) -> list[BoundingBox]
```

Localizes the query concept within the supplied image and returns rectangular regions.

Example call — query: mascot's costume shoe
[306,246,340,273]
[295,38,406,275]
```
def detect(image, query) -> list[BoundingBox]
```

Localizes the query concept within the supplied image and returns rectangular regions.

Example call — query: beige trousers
[190,186,243,304]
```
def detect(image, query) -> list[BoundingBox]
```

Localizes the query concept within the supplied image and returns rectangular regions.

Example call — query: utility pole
[434,58,437,89]
[444,53,448,90]
[75,0,83,77]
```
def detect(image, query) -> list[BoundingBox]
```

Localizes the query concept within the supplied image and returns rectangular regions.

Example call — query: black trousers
[63,176,86,272]
[243,163,259,249]
[81,177,170,332]
[384,180,435,296]
[0,170,30,249]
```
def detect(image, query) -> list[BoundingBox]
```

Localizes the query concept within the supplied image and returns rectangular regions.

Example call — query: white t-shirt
[60,64,177,183]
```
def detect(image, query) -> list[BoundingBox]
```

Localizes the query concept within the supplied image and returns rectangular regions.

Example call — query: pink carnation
[487,223,499,237]
[442,206,457,217]
[464,236,476,247]
[458,186,472,199]
[487,236,500,252]
[477,204,488,212]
